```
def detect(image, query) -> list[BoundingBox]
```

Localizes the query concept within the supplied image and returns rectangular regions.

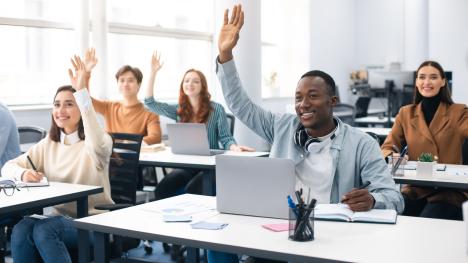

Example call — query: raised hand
[83,47,98,73]
[150,50,164,74]
[68,55,88,91]
[218,4,244,63]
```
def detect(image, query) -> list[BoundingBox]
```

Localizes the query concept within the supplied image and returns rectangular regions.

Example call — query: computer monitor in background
[368,71,414,90]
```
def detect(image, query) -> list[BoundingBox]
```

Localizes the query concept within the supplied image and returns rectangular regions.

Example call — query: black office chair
[94,133,144,258]
[226,113,235,136]
[333,103,356,126]
[462,139,468,165]
[18,125,47,153]
[355,97,371,118]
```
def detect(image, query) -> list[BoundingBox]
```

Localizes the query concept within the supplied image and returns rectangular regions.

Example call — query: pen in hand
[25,155,45,183]
[358,181,371,190]
[341,181,371,203]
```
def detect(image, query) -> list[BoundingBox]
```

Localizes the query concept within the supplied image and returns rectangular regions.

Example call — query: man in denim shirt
[0,102,21,175]
[208,5,404,263]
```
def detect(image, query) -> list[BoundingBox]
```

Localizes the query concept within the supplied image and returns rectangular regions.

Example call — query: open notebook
[314,203,397,224]
[0,177,49,188]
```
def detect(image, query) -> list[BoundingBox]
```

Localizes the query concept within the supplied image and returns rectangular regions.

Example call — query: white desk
[75,194,467,263]
[394,164,468,190]
[357,127,391,137]
[0,182,102,218]
[139,148,269,195]
[355,116,395,127]
[0,182,102,263]
[139,147,269,169]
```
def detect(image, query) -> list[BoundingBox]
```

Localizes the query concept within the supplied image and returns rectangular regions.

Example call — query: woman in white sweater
[1,56,113,263]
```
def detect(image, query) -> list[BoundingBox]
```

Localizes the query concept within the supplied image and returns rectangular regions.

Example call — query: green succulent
[418,152,434,162]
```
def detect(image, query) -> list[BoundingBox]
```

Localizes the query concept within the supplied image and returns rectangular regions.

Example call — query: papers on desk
[142,198,216,216]
[446,166,468,176]
[141,143,165,153]
[314,204,397,224]
[0,177,49,188]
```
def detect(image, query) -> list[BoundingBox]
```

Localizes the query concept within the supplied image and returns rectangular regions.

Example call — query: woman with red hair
[144,51,253,199]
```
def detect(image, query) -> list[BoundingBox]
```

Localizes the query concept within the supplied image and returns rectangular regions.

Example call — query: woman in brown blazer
[381,60,468,220]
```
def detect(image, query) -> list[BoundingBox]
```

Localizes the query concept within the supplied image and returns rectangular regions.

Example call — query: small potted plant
[417,152,436,176]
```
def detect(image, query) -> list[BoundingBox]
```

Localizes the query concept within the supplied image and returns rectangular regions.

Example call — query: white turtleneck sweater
[1,89,114,217]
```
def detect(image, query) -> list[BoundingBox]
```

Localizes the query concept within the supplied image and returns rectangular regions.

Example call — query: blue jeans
[208,250,239,263]
[11,216,83,263]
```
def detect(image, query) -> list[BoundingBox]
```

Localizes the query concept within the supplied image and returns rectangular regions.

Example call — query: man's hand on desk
[229,144,255,152]
[22,170,45,183]
[341,188,375,212]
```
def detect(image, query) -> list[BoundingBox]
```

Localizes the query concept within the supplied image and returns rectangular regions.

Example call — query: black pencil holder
[288,205,314,242]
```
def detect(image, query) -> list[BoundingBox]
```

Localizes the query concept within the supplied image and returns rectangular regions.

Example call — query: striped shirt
[144,97,236,150]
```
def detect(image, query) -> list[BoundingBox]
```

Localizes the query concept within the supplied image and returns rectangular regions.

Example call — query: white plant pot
[417,161,436,176]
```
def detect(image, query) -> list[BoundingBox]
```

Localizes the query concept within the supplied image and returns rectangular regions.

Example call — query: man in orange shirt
[69,48,162,145]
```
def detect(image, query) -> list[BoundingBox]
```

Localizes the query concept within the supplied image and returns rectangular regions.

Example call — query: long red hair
[177,69,212,123]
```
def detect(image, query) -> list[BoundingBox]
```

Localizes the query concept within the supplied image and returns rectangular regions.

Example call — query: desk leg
[78,229,89,263]
[94,232,110,263]
[202,170,215,196]
[186,247,200,263]
[76,197,88,218]
[77,197,89,263]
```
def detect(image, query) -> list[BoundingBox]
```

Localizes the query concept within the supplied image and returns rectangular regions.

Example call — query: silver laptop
[167,123,226,156]
[216,155,296,219]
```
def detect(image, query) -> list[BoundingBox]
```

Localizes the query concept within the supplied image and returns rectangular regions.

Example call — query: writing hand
[22,170,44,183]
[341,188,375,212]
[218,4,244,63]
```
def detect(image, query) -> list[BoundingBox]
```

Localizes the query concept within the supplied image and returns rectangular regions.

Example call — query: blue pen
[288,195,299,216]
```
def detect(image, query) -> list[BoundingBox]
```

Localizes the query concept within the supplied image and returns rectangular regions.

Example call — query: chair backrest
[463,139,468,165]
[333,103,355,126]
[226,113,236,136]
[355,97,371,118]
[109,133,143,205]
[17,126,47,144]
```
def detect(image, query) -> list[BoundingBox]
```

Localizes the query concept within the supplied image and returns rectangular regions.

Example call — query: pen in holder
[388,155,405,177]
[288,195,316,242]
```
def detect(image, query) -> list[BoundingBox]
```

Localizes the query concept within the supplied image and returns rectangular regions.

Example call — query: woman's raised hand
[68,55,88,91]
[83,47,98,73]
[150,50,164,74]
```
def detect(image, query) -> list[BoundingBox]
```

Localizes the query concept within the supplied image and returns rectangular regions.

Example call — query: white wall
[428,0,468,104]
[355,0,405,69]
[309,0,357,103]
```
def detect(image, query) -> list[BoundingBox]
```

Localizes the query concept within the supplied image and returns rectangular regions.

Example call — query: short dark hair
[49,85,85,142]
[413,60,453,105]
[115,65,143,84]
[300,70,336,96]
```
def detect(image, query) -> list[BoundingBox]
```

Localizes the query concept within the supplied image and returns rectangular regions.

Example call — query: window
[0,0,75,106]
[106,33,213,100]
[261,0,310,98]
[104,0,214,100]
[108,0,213,32]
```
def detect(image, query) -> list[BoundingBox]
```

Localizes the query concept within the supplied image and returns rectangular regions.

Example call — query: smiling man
[211,5,404,263]
[216,4,404,212]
